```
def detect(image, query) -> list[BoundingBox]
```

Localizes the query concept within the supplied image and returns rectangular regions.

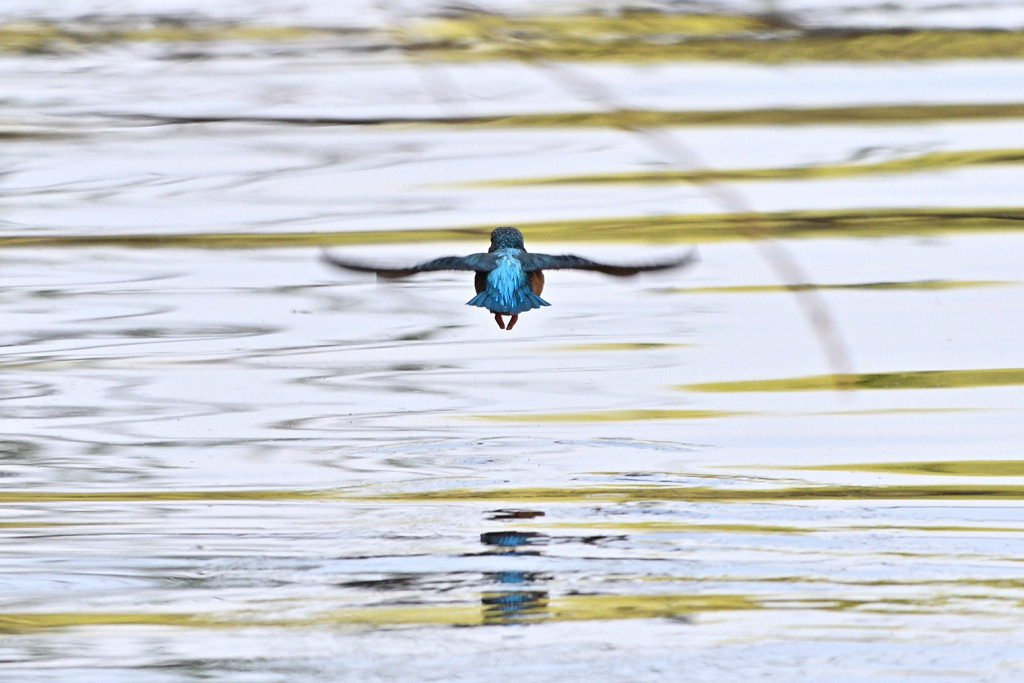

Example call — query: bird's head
[489,227,525,251]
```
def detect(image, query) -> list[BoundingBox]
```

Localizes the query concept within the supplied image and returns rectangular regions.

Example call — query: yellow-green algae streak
[372,484,1024,503]
[483,406,984,423]
[479,409,744,422]
[0,594,762,633]
[408,12,771,45]
[9,483,1024,505]
[684,368,1024,393]
[547,342,686,351]
[0,22,342,53]
[406,104,1024,128]
[474,149,1024,187]
[405,13,1024,63]
[6,208,1024,250]
[8,15,1024,63]
[801,460,1024,477]
[3,591,1017,634]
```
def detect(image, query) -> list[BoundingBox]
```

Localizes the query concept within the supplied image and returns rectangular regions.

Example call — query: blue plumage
[466,249,550,314]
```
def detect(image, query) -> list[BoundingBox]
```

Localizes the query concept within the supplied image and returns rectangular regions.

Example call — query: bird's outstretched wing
[518,248,698,276]
[321,251,499,279]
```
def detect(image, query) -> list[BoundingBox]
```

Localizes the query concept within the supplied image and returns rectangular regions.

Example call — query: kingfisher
[322,227,697,330]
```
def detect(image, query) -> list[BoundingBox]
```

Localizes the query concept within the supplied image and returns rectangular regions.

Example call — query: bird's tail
[467,288,550,314]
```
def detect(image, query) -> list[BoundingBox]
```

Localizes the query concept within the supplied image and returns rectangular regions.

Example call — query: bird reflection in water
[480,525,550,625]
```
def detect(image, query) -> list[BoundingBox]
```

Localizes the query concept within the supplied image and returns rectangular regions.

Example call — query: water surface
[3,3,1024,681]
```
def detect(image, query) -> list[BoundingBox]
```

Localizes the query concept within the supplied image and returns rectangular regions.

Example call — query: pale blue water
[3,3,1024,681]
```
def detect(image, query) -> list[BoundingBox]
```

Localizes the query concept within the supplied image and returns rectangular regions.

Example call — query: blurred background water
[3,1,1024,681]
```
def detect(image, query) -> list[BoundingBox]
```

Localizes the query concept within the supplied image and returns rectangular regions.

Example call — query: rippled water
[4,2,1024,681]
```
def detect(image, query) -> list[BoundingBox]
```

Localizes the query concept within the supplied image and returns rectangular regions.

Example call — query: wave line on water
[4,208,1024,249]
[9,481,1024,505]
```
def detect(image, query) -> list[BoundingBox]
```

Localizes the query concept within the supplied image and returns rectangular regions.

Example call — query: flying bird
[322,227,697,330]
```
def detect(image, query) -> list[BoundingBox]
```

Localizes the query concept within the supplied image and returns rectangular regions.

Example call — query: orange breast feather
[529,270,545,296]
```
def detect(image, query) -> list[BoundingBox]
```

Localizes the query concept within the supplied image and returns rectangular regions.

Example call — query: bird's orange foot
[506,315,519,330]
[493,313,506,330]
